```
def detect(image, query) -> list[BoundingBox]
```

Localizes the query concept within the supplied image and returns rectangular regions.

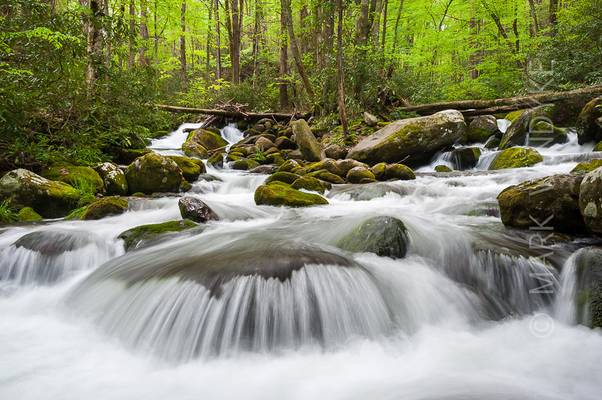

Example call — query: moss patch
[18,207,43,222]
[118,219,198,250]
[489,147,543,170]
[571,159,602,174]
[254,182,329,207]
[42,164,104,194]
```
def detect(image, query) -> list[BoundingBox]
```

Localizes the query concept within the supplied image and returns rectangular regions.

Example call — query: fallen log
[399,85,602,122]
[155,104,311,121]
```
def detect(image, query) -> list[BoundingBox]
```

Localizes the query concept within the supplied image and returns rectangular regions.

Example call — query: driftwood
[155,104,311,121]
[399,85,602,116]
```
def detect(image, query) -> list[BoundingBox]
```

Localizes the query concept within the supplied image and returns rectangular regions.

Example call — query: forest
[1,0,601,171]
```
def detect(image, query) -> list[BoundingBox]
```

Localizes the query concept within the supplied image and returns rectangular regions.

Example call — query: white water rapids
[1,122,602,399]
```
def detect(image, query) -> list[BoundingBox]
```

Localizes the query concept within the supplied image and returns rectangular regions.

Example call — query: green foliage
[0,200,18,224]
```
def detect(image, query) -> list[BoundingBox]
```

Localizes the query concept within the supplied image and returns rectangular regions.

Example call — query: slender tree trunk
[282,0,314,100]
[335,0,348,136]
[179,1,187,88]
[83,0,104,94]
[356,0,370,44]
[549,0,558,35]
[128,0,136,68]
[206,1,213,81]
[252,0,262,83]
[229,0,242,84]
[215,0,222,80]
[279,4,289,109]
[153,0,159,60]
[323,0,334,56]
[527,0,539,36]
[381,0,388,50]
[370,0,383,46]
[139,0,150,66]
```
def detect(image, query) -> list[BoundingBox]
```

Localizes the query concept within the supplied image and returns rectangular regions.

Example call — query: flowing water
[1,122,602,399]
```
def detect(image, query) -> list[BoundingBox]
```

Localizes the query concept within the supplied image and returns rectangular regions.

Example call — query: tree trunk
[279,3,289,109]
[252,0,262,83]
[83,0,104,94]
[370,0,383,46]
[356,0,370,44]
[335,0,348,136]
[206,1,212,81]
[381,0,388,50]
[549,0,558,34]
[527,0,539,36]
[282,0,314,101]
[229,0,242,84]
[180,1,187,87]
[215,0,222,80]
[128,0,136,68]
[139,0,150,66]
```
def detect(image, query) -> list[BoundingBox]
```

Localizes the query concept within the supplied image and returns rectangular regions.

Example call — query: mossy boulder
[17,207,43,222]
[231,158,260,170]
[337,216,409,259]
[497,174,585,233]
[579,167,602,234]
[265,171,301,185]
[207,151,225,168]
[347,110,466,166]
[291,176,330,194]
[303,158,344,177]
[505,109,526,123]
[489,147,543,170]
[254,182,328,207]
[67,196,128,220]
[451,147,482,170]
[336,159,368,176]
[384,163,416,180]
[324,144,348,160]
[277,159,302,173]
[125,153,183,194]
[118,219,198,250]
[265,153,285,165]
[291,119,322,162]
[94,162,128,196]
[571,160,602,174]
[573,247,602,328]
[0,169,80,218]
[187,128,228,151]
[499,106,565,149]
[346,166,376,184]
[371,162,387,180]
[274,136,296,150]
[306,169,346,184]
[435,165,453,172]
[167,155,206,182]
[466,115,500,143]
[576,97,602,144]
[111,148,151,165]
[42,164,104,194]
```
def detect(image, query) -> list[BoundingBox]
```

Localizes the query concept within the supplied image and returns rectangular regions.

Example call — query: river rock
[363,112,379,127]
[499,106,566,149]
[347,110,466,166]
[265,172,301,185]
[14,229,90,255]
[167,155,206,182]
[118,219,198,250]
[67,196,129,220]
[0,169,80,218]
[324,144,348,160]
[571,159,602,174]
[573,247,602,328]
[466,115,500,143]
[346,166,376,184]
[178,197,219,223]
[497,174,585,233]
[292,119,322,162]
[304,159,344,177]
[306,170,346,184]
[488,147,543,170]
[42,164,104,194]
[451,147,481,170]
[125,153,183,194]
[336,159,367,176]
[384,163,416,180]
[337,216,409,259]
[579,167,602,234]
[17,207,43,222]
[255,182,328,207]
[274,136,296,150]
[187,128,228,151]
[291,176,330,194]
[577,97,602,144]
[231,158,260,170]
[435,165,452,172]
[207,151,224,168]
[94,162,128,195]
[277,159,301,173]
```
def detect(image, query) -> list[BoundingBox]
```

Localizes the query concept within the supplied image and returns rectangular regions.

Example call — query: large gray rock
[576,97,602,144]
[347,110,466,166]
[94,162,128,195]
[497,174,586,233]
[337,216,409,259]
[178,197,219,223]
[499,106,567,149]
[292,119,322,162]
[125,153,183,194]
[466,115,500,143]
[579,167,602,233]
[0,169,80,218]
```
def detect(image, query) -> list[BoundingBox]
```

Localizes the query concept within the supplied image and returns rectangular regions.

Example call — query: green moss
[186,129,228,151]
[231,159,260,170]
[67,196,128,220]
[167,155,205,181]
[277,159,302,172]
[594,141,602,152]
[303,159,344,177]
[265,153,285,165]
[571,159,602,174]
[385,164,416,180]
[207,151,225,168]
[291,176,330,194]
[118,219,198,250]
[371,162,387,180]
[306,169,346,184]
[505,109,526,123]
[265,171,301,185]
[42,164,104,194]
[435,165,453,172]
[17,207,43,222]
[254,182,329,207]
[124,153,183,194]
[489,147,543,170]
[346,167,376,184]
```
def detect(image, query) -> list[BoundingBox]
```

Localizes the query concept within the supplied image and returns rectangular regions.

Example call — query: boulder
[178,197,219,223]
[124,153,183,194]
[579,167,602,233]
[304,159,344,177]
[484,136,501,149]
[346,167,376,184]
[0,169,80,218]
[571,159,602,174]
[488,147,543,170]
[17,207,43,222]
[207,152,225,168]
[94,162,128,195]
[254,182,328,207]
[249,165,277,174]
[384,163,416,180]
[435,165,453,172]
[336,159,367,176]
[451,147,481,170]
[264,153,285,165]
[118,219,198,250]
[42,164,104,194]
[274,136,296,150]
[306,170,346,184]
[497,174,585,233]
[231,158,260,170]
[576,97,602,144]
[277,159,302,173]
[67,196,128,220]
[466,115,500,143]
[499,106,566,149]
[371,163,387,180]
[363,112,379,127]
[265,172,301,185]
[337,216,409,259]
[186,129,228,151]
[255,136,275,152]
[347,110,466,166]
[573,247,602,328]
[167,155,206,182]
[324,144,348,160]
[292,119,322,162]
[291,176,331,194]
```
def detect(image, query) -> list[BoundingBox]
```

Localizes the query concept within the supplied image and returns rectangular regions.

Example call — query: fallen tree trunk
[155,104,311,121]
[399,85,602,117]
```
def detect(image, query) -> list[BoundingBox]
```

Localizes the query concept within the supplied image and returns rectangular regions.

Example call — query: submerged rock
[347,110,466,166]
[292,119,322,162]
[497,174,585,233]
[338,216,409,259]
[577,97,602,144]
[0,169,80,218]
[451,147,481,170]
[94,162,128,195]
[125,153,183,194]
[489,147,543,170]
[118,220,198,250]
[571,159,602,174]
[435,165,453,172]
[178,197,218,223]
[579,167,602,234]
[255,182,328,207]
[42,164,104,194]
[14,230,91,255]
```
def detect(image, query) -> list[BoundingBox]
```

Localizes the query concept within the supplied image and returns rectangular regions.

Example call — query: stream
[1,122,601,399]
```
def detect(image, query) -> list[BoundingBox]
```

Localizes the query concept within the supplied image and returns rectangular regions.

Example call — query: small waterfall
[148,122,203,155]
[553,252,579,324]
[220,123,244,146]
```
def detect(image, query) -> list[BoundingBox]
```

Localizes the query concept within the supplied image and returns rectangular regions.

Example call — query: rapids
[1,122,602,399]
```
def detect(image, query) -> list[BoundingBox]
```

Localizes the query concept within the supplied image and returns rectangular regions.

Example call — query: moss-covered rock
[435,165,453,172]
[231,158,260,170]
[466,115,500,143]
[17,207,43,222]
[306,169,346,184]
[118,219,198,250]
[499,106,564,149]
[579,167,602,234]
[346,166,376,184]
[324,144,348,160]
[336,159,368,176]
[571,159,602,174]
[254,182,328,207]
[274,136,296,150]
[484,136,501,149]
[182,141,209,158]
[451,147,482,170]
[265,153,285,165]
[291,176,330,194]
[347,110,466,166]
[385,163,416,180]
[277,159,302,173]
[505,109,526,123]
[265,171,301,185]
[489,147,543,170]
[303,158,344,177]
[111,148,151,165]
[0,169,80,218]
[94,162,128,196]
[371,162,387,180]
[167,155,206,182]
[497,174,585,233]
[207,151,225,168]
[337,216,409,259]
[573,247,602,328]
[292,119,322,162]
[576,97,602,144]
[125,153,183,194]
[67,196,128,220]
[186,128,228,151]
[42,164,104,194]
